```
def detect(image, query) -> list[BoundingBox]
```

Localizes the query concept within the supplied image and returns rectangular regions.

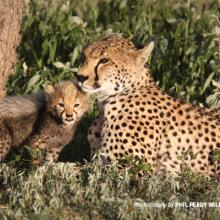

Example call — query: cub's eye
[100,58,109,64]
[74,103,80,108]
[58,103,64,108]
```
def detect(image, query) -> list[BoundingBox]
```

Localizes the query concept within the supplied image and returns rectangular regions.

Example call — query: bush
[9,0,220,103]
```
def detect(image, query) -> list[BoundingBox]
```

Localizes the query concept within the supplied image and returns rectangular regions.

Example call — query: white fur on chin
[81,86,102,94]
[63,120,75,126]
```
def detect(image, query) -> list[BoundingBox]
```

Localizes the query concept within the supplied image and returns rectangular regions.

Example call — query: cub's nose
[76,74,89,83]
[66,113,73,118]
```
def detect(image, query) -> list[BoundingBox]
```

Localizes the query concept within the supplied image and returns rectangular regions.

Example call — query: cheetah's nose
[66,113,73,118]
[76,74,89,83]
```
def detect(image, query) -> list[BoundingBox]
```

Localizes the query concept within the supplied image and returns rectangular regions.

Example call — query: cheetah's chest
[99,91,162,163]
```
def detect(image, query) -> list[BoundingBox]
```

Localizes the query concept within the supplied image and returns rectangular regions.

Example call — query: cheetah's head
[76,34,154,99]
[44,81,89,126]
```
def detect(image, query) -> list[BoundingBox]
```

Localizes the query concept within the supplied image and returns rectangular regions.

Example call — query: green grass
[1,0,220,219]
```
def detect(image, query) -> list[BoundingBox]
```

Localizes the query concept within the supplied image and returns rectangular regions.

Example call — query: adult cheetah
[76,34,220,176]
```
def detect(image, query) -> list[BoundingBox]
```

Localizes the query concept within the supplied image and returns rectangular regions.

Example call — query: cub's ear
[135,41,154,68]
[44,84,55,96]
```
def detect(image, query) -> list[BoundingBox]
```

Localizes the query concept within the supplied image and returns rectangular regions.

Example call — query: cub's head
[44,81,89,126]
[76,34,154,98]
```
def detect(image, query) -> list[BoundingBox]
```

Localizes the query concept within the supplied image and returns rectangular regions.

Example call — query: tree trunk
[0,0,25,99]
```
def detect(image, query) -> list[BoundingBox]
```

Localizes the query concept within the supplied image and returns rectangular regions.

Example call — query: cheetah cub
[0,81,89,162]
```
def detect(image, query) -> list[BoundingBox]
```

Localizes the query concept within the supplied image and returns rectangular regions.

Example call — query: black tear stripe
[58,108,65,115]
[94,60,102,81]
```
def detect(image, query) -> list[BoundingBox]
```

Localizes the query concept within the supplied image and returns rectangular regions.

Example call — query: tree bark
[0,0,25,99]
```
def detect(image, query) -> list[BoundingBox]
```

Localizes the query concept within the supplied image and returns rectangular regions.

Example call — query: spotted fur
[77,34,220,176]
[0,81,89,162]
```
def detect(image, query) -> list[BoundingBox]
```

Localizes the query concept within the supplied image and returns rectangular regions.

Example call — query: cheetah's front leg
[156,141,181,177]
[0,124,12,162]
[45,145,64,162]
[0,139,12,162]
[30,137,47,150]
[30,135,64,162]
[88,115,104,159]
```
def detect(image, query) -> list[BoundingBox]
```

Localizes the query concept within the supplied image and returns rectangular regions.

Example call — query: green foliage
[8,0,220,102]
[206,80,220,108]
[2,0,220,218]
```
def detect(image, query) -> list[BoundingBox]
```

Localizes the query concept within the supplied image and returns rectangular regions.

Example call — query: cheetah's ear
[44,84,55,96]
[136,41,154,68]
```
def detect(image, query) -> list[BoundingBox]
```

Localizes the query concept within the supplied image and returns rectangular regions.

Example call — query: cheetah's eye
[74,103,80,108]
[58,103,64,108]
[99,58,109,64]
